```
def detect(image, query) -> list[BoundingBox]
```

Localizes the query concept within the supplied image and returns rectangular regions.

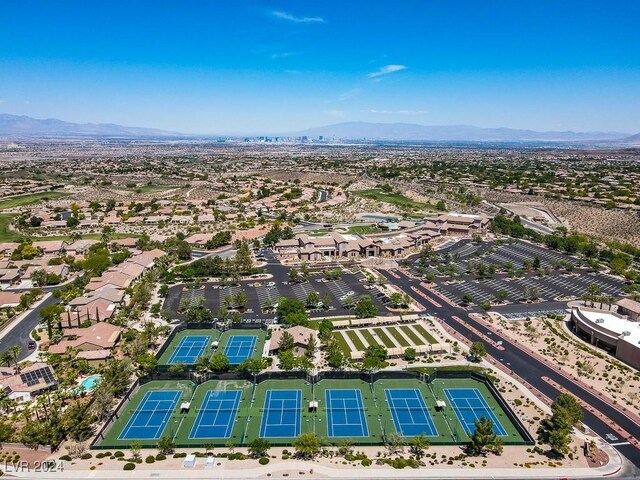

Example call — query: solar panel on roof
[19,367,55,387]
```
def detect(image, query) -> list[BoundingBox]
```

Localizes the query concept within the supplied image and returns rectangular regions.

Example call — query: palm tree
[7,345,22,373]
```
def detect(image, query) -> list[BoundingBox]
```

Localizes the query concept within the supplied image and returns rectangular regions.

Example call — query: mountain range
[1,114,638,143]
[294,122,635,142]
[0,114,176,137]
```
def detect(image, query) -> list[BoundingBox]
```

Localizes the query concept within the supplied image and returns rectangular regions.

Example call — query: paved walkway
[10,455,623,479]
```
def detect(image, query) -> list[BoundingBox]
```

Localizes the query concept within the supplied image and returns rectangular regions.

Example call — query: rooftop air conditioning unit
[595,318,604,324]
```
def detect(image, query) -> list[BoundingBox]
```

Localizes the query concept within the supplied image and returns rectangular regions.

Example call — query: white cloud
[367,64,407,78]
[272,11,325,24]
[338,88,361,102]
[370,109,427,115]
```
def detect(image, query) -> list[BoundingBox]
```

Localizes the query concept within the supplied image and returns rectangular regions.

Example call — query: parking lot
[434,269,625,306]
[164,265,390,321]
[413,238,583,277]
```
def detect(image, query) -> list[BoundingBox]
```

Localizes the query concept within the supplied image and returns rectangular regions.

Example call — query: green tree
[462,293,473,305]
[361,344,387,373]
[469,341,487,361]
[550,393,583,431]
[410,434,430,459]
[278,350,296,370]
[304,334,317,358]
[403,347,417,361]
[62,401,96,441]
[248,438,270,458]
[289,268,299,284]
[130,440,142,459]
[278,330,295,351]
[40,303,64,340]
[354,295,378,318]
[469,416,500,456]
[292,432,321,459]
[157,435,176,455]
[305,290,320,308]
[176,241,192,260]
[318,318,334,343]
[548,427,571,458]
[6,345,22,373]
[209,352,231,372]
[326,340,346,369]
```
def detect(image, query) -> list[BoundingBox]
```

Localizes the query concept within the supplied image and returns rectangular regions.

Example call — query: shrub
[59,455,72,461]
[155,453,166,461]
[123,463,136,470]
[173,452,187,458]
[362,458,372,466]
[145,455,155,464]
[113,451,125,458]
[259,457,270,465]
[81,453,92,460]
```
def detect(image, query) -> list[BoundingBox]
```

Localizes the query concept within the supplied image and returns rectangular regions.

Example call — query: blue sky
[1,0,639,134]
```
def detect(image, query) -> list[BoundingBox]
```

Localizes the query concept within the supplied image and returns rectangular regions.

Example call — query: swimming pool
[78,375,102,392]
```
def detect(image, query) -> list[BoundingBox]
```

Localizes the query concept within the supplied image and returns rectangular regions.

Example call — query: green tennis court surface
[95,375,525,449]
[157,328,266,368]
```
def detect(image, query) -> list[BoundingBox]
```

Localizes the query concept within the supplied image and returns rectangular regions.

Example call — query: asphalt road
[382,268,640,469]
[0,294,60,361]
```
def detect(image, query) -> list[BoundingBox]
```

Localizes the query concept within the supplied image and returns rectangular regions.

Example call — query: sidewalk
[8,455,624,480]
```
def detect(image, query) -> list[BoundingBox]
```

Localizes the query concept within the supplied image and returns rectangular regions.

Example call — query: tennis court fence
[90,369,534,449]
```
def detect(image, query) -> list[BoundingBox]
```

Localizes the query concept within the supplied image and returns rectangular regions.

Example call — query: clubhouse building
[570,305,640,370]
[275,213,492,262]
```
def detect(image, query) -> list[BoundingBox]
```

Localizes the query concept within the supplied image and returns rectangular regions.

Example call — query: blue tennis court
[189,390,241,439]
[118,390,181,440]
[259,390,301,438]
[168,335,210,364]
[325,389,369,437]
[444,388,508,436]
[385,389,438,437]
[223,335,257,364]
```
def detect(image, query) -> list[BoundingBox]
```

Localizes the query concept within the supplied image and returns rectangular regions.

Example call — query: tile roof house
[0,291,22,308]
[48,322,122,355]
[0,363,57,402]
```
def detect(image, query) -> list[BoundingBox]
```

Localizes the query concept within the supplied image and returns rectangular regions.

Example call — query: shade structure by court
[94,373,530,449]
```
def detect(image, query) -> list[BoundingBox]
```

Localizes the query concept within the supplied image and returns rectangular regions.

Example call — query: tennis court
[168,335,210,364]
[385,388,438,437]
[223,335,257,364]
[118,390,181,440]
[325,389,369,437]
[189,390,241,439]
[444,388,508,436]
[259,390,301,438]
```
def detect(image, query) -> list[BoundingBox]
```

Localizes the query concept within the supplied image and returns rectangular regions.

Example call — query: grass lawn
[352,189,434,210]
[360,329,380,345]
[346,224,384,235]
[385,326,411,347]
[399,325,425,345]
[306,229,330,237]
[372,328,396,348]
[0,214,20,242]
[413,323,438,344]
[345,330,366,351]
[331,331,353,355]
[128,184,178,193]
[0,191,69,210]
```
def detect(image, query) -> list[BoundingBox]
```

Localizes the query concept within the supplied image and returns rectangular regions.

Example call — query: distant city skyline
[1,0,639,134]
